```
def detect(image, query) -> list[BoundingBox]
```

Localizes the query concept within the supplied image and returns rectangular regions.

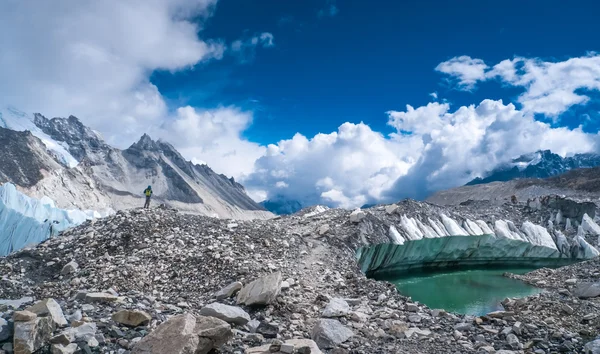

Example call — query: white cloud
[244,99,599,207]
[0,0,225,147]
[438,53,600,117]
[156,106,265,179]
[429,92,438,100]
[435,56,489,90]
[230,32,275,62]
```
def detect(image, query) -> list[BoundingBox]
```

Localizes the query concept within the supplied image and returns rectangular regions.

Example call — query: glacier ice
[0,107,79,168]
[358,211,599,276]
[0,183,107,256]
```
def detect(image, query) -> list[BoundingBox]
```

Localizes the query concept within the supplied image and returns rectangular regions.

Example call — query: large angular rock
[51,343,79,354]
[199,303,250,325]
[13,317,54,354]
[215,282,243,300]
[61,261,78,275]
[84,292,118,303]
[311,319,353,349]
[25,298,68,327]
[237,272,282,306]
[246,339,323,354]
[349,209,366,223]
[13,311,37,322]
[585,339,600,354]
[574,283,600,298]
[131,314,232,354]
[0,318,10,342]
[322,298,351,318]
[60,322,97,344]
[112,310,152,327]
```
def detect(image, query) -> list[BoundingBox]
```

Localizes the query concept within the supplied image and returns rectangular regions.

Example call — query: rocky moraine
[1,198,600,353]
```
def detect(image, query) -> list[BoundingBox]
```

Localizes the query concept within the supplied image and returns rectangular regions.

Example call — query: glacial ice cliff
[0,183,110,256]
[353,200,600,277]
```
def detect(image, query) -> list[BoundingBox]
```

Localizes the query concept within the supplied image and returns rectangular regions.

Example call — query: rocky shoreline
[1,206,599,353]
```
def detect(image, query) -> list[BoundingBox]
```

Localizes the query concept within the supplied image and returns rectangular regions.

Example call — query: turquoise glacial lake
[388,268,543,315]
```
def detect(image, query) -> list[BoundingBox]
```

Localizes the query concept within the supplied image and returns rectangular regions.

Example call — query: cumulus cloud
[155,106,265,179]
[435,56,489,90]
[244,124,421,208]
[438,53,600,117]
[244,99,599,206]
[0,0,226,147]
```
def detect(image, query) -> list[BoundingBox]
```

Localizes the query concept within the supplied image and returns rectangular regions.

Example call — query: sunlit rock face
[352,199,600,277]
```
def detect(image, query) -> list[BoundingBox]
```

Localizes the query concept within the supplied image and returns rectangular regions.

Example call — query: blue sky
[152,0,600,144]
[2,0,600,207]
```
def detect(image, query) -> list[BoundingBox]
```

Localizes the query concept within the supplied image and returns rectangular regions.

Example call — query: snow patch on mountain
[0,183,112,256]
[0,107,79,168]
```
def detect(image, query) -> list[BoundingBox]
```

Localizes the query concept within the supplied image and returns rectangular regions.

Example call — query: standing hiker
[143,185,153,209]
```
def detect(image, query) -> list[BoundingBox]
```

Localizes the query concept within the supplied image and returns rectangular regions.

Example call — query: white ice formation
[0,183,111,256]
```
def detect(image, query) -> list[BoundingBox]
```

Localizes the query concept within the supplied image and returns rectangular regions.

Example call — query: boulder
[318,224,330,235]
[385,204,398,214]
[13,311,37,322]
[0,318,10,342]
[84,292,118,303]
[349,209,366,223]
[237,272,282,306]
[246,339,323,354]
[574,283,600,298]
[112,310,152,327]
[13,317,54,354]
[214,282,243,300]
[25,298,68,327]
[585,339,600,354]
[51,343,79,354]
[199,303,250,325]
[322,298,351,318]
[311,319,353,349]
[60,322,97,344]
[131,314,232,354]
[61,261,78,275]
[404,328,432,339]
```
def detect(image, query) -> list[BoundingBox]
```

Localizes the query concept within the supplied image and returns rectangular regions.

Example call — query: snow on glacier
[0,183,101,256]
[0,107,79,168]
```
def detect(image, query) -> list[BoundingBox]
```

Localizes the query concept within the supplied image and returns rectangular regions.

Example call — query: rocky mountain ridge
[467,150,600,186]
[0,108,270,220]
[428,167,600,207]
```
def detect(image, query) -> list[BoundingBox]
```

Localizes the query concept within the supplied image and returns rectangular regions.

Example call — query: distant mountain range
[259,196,303,215]
[466,150,600,186]
[0,107,271,219]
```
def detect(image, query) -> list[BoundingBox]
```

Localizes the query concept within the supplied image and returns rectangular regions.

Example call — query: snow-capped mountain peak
[0,107,79,168]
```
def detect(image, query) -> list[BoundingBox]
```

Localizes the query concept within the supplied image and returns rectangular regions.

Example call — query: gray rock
[404,328,431,339]
[454,323,473,332]
[112,310,152,327]
[66,310,82,323]
[246,339,323,354]
[318,224,330,235]
[25,298,68,327]
[51,343,79,354]
[506,333,520,349]
[349,209,366,223]
[0,318,10,342]
[84,292,118,303]
[247,319,260,333]
[199,303,250,325]
[512,321,523,335]
[60,322,98,343]
[405,303,419,312]
[574,283,600,298]
[408,314,422,323]
[237,272,282,306]
[585,339,600,354]
[214,282,243,300]
[13,317,55,354]
[322,298,351,318]
[14,311,37,322]
[61,261,79,275]
[562,304,574,315]
[311,319,353,349]
[131,314,232,354]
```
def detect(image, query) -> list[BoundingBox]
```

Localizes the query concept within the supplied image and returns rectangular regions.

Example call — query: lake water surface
[389,268,543,315]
